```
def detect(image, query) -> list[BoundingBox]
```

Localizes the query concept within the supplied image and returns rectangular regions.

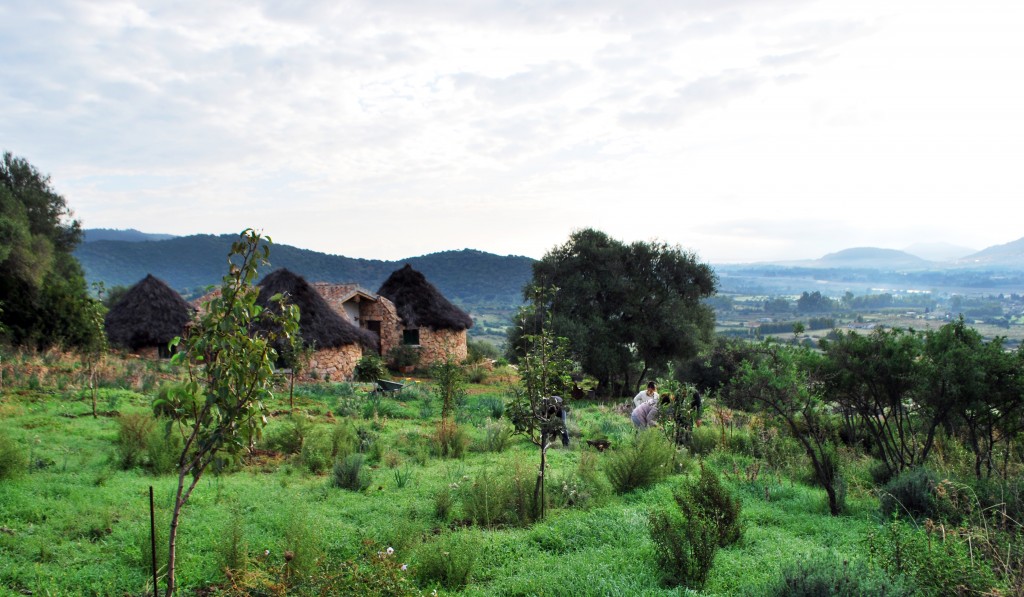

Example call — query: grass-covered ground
[0,355,1013,595]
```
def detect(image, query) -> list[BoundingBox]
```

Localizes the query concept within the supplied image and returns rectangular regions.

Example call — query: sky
[2,0,1023,264]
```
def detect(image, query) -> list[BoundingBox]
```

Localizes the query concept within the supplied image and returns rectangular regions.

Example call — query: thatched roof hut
[256,268,379,350]
[105,274,195,351]
[377,265,473,331]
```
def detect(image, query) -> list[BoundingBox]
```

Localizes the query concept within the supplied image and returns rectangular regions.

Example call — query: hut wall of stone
[305,345,362,382]
[418,328,468,366]
[361,299,402,356]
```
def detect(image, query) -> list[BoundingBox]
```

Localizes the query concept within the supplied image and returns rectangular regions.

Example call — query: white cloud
[1,0,1022,264]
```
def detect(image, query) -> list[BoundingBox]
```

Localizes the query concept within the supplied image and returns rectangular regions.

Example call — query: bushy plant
[332,454,371,491]
[550,451,611,510]
[476,419,512,453]
[880,467,955,521]
[434,486,454,521]
[329,421,358,460]
[605,429,675,494]
[0,428,27,480]
[461,461,538,527]
[353,354,387,382]
[648,505,718,589]
[687,462,743,547]
[114,412,155,469]
[689,425,719,456]
[411,531,479,591]
[866,517,1000,596]
[770,553,912,596]
[301,436,332,475]
[146,426,184,475]
[431,420,468,459]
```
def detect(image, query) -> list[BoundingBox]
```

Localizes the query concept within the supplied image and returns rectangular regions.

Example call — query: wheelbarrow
[375,379,405,395]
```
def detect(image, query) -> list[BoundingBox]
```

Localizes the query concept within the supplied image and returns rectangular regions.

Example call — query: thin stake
[150,486,158,595]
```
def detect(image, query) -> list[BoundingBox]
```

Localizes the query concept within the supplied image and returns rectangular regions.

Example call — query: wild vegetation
[3,154,1024,595]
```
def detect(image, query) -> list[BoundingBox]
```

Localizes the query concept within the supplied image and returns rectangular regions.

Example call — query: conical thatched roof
[105,274,195,351]
[256,268,379,350]
[377,265,473,331]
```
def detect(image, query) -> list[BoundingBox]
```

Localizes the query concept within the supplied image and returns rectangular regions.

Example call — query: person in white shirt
[633,381,658,408]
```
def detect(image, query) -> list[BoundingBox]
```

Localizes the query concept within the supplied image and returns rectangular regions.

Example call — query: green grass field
[0,363,1010,595]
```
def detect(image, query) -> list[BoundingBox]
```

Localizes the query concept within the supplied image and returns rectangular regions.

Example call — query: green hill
[74,234,535,314]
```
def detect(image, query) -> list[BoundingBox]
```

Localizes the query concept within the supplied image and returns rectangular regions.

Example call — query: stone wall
[418,328,468,366]
[304,344,363,382]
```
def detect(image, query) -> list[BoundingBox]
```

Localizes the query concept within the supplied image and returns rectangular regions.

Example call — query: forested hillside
[73,234,535,310]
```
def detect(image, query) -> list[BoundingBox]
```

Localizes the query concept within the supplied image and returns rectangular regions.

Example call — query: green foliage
[648,504,718,589]
[387,344,420,369]
[411,531,480,591]
[687,463,743,547]
[880,467,955,522]
[0,152,97,350]
[604,429,675,494]
[157,229,300,595]
[332,454,371,491]
[690,425,719,456]
[353,354,387,382]
[512,228,717,395]
[113,413,155,469]
[146,426,183,475]
[431,358,466,420]
[866,517,1000,596]
[430,420,468,459]
[476,419,512,453]
[461,462,539,528]
[466,338,501,363]
[0,427,27,480]
[770,553,912,596]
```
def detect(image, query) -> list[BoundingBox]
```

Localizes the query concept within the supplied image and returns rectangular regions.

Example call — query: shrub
[687,462,743,547]
[411,531,479,591]
[434,486,454,521]
[866,517,999,595]
[353,354,387,382]
[262,414,313,455]
[0,428,27,480]
[146,426,183,475]
[551,451,612,510]
[431,421,468,459]
[476,419,512,453]
[461,461,538,527]
[605,429,675,494]
[301,439,332,475]
[648,505,718,590]
[880,467,955,522]
[770,553,912,596]
[466,338,500,364]
[689,425,719,456]
[464,363,490,384]
[332,454,371,491]
[330,421,358,460]
[114,413,155,469]
[477,395,505,419]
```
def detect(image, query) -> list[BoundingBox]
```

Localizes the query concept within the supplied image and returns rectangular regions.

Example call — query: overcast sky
[2,0,1022,263]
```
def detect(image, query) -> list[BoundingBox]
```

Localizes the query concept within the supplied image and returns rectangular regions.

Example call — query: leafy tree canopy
[511,228,717,396]
[0,151,95,349]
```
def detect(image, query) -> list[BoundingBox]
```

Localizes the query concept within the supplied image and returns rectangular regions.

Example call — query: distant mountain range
[74,231,535,312]
[74,230,1024,309]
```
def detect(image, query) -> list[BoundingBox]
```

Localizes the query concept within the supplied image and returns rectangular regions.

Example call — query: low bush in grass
[411,531,480,591]
[301,428,333,475]
[261,414,314,455]
[333,454,371,491]
[462,460,539,527]
[550,450,612,510]
[880,466,957,522]
[114,412,155,469]
[769,552,913,596]
[0,427,28,479]
[689,425,719,456]
[146,424,183,475]
[648,463,743,590]
[473,419,512,453]
[605,429,675,494]
[866,517,1001,595]
[431,420,469,459]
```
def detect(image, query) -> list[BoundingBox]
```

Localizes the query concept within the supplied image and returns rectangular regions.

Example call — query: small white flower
[264,549,270,557]
[401,563,408,571]
[386,546,394,555]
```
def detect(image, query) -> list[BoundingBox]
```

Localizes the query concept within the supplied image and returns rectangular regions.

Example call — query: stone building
[255,269,379,381]
[104,274,194,358]
[376,264,474,367]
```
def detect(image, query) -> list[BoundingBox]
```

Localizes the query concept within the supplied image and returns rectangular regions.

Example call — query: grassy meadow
[0,351,1015,595]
